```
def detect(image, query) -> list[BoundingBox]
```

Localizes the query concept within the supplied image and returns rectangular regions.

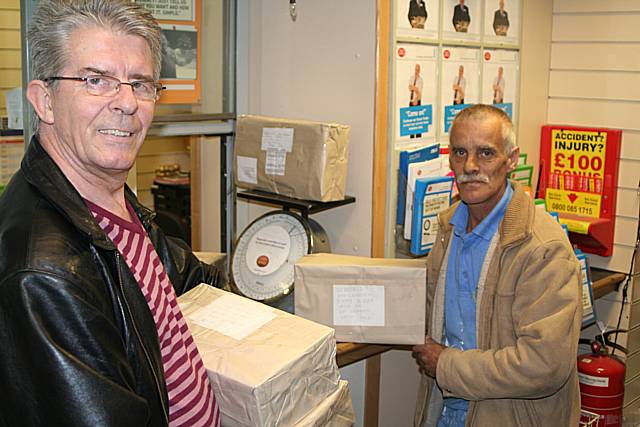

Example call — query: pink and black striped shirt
[87,200,219,427]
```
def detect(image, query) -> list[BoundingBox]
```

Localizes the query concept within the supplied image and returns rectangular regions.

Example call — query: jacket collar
[439,181,533,248]
[21,136,155,249]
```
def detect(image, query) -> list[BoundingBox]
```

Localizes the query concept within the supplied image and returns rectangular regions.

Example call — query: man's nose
[463,153,480,173]
[110,83,138,115]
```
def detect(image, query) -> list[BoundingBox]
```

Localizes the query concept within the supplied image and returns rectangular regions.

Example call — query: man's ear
[506,145,520,173]
[26,80,55,125]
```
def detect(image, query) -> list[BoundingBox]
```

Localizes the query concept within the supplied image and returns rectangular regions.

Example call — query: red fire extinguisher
[577,330,627,427]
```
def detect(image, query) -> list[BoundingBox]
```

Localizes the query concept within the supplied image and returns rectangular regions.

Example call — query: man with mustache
[412,105,581,427]
[0,0,221,425]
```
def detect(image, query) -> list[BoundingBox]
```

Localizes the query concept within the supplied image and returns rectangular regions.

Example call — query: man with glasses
[0,1,221,426]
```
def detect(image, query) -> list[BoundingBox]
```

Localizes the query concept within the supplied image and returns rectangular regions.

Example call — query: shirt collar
[450,180,514,240]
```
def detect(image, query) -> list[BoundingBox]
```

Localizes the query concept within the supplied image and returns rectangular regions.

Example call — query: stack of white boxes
[178,284,355,427]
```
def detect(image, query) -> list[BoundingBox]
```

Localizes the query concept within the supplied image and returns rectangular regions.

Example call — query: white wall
[236,1,377,425]
[548,0,640,413]
[235,0,376,260]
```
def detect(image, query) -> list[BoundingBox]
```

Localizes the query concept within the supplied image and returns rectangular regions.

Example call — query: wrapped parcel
[234,115,350,202]
[178,285,342,427]
[295,253,427,345]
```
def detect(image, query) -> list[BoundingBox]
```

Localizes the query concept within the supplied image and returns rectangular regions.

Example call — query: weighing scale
[230,210,331,312]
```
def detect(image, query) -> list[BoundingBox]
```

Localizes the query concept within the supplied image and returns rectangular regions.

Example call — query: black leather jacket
[0,137,219,426]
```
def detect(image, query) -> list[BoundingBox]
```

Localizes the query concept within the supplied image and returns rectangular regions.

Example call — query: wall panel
[551,43,640,72]
[554,0,640,13]
[552,14,640,42]
[549,70,640,101]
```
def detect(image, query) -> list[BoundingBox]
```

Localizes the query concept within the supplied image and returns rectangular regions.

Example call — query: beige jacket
[414,182,582,427]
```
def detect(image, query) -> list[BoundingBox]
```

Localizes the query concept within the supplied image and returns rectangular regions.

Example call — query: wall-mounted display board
[481,49,518,120]
[482,0,520,46]
[440,46,480,137]
[385,0,523,258]
[396,0,440,41]
[137,0,201,104]
[539,125,622,257]
[442,0,481,43]
[394,44,439,148]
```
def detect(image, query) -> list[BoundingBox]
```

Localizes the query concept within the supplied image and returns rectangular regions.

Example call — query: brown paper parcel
[234,115,350,202]
[178,284,341,427]
[293,380,355,427]
[294,254,427,345]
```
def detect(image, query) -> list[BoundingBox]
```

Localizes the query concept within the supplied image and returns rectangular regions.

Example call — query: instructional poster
[396,0,440,41]
[136,0,195,21]
[442,0,481,43]
[481,49,518,121]
[139,0,201,104]
[483,0,520,46]
[395,44,438,149]
[440,46,480,136]
[160,24,198,80]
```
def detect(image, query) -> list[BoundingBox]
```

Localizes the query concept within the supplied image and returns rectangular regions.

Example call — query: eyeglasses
[43,75,164,101]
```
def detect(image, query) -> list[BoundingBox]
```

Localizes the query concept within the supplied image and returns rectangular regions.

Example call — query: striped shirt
[87,200,219,427]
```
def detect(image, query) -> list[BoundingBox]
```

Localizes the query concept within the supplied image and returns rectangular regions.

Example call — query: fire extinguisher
[577,330,627,427]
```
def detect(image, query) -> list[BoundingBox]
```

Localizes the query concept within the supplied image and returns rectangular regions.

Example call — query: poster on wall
[442,0,481,43]
[439,46,480,137]
[483,0,520,46]
[396,0,440,41]
[160,24,197,80]
[135,0,195,21]
[481,49,518,122]
[394,43,438,149]
[138,0,201,104]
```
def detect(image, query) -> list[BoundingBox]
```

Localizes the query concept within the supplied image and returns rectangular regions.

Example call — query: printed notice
[236,156,257,184]
[333,285,385,327]
[137,0,194,21]
[261,128,294,152]
[188,294,276,341]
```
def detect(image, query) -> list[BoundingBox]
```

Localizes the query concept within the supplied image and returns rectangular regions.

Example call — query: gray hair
[28,0,162,132]
[449,104,516,154]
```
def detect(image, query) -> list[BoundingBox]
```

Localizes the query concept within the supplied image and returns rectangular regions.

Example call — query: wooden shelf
[336,343,393,368]
[591,268,626,300]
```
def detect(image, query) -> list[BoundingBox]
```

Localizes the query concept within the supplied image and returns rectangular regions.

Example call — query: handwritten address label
[333,285,385,327]
[188,294,276,340]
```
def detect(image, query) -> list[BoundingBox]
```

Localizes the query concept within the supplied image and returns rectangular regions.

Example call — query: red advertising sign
[539,125,622,256]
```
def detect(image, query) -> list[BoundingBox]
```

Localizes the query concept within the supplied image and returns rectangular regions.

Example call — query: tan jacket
[414,182,582,427]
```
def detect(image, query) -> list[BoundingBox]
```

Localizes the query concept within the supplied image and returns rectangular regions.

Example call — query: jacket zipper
[115,252,170,425]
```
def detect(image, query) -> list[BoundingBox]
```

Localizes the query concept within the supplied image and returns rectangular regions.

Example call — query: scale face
[231,211,314,301]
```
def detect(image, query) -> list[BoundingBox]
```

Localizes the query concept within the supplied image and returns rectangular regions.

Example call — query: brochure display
[539,125,622,256]
[395,44,439,148]
[442,0,481,42]
[483,0,521,46]
[389,0,522,257]
[403,158,443,240]
[575,249,596,327]
[396,144,440,225]
[481,49,519,121]
[410,176,454,256]
[396,0,440,41]
[440,46,480,136]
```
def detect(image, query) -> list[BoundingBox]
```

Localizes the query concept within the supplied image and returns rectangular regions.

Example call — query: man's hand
[411,336,446,378]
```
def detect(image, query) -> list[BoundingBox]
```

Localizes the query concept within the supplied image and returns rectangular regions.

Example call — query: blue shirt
[438,182,513,427]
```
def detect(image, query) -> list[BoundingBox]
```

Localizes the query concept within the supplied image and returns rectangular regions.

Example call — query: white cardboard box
[294,254,427,345]
[293,380,355,427]
[178,284,341,427]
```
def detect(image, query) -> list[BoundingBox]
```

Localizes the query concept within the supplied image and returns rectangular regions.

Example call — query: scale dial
[231,211,312,301]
